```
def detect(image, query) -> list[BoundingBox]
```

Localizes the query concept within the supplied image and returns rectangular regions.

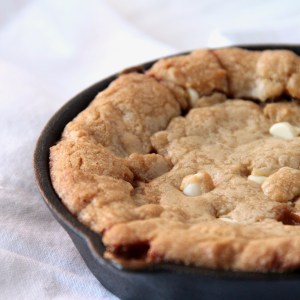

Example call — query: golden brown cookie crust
[50,48,300,272]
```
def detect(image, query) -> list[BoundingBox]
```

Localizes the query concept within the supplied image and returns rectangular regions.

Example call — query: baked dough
[50,48,300,272]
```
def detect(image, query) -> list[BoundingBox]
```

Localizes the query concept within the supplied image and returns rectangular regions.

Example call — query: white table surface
[1,0,300,299]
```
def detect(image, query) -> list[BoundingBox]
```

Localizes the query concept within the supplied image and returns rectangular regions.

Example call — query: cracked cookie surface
[50,48,300,272]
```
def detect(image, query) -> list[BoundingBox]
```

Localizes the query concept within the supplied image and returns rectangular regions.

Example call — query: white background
[1,0,300,299]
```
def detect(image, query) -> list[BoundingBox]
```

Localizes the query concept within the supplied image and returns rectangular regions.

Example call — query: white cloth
[1,0,300,299]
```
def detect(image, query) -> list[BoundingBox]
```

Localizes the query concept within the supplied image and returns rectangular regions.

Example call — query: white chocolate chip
[183,183,204,197]
[269,122,299,140]
[248,175,267,185]
[251,167,273,177]
[180,171,214,197]
[187,87,199,105]
[219,217,238,223]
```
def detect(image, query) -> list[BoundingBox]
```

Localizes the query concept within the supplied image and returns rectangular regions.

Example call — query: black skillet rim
[33,45,300,296]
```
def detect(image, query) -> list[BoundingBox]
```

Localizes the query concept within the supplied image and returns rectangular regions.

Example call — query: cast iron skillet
[34,45,300,300]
